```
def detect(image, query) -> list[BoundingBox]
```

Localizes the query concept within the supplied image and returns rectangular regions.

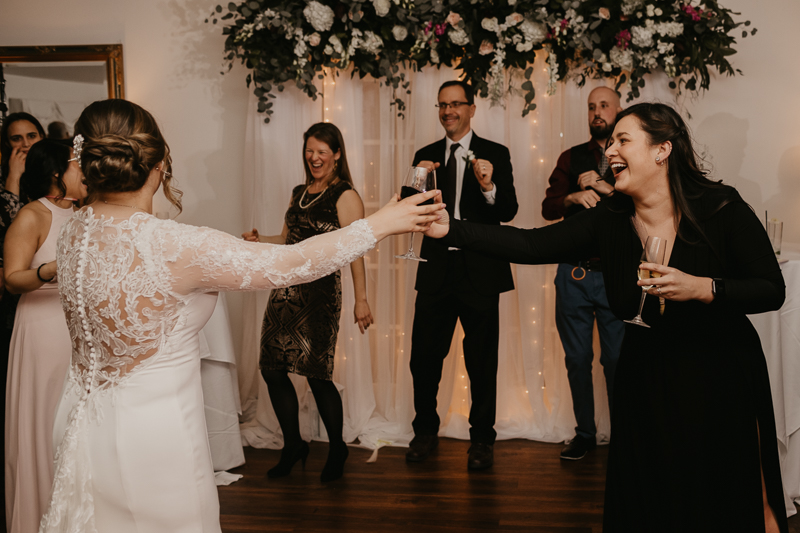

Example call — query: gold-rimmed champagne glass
[624,236,667,328]
[395,166,436,262]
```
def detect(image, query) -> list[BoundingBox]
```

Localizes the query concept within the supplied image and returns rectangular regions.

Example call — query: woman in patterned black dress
[243,123,373,482]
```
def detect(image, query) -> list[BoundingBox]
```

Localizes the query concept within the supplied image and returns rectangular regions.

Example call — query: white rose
[392,25,408,41]
[308,32,321,47]
[303,1,335,32]
[324,44,333,55]
[508,0,516,4]
[655,7,663,16]
[505,13,523,27]
[481,17,500,33]
[430,48,440,64]
[518,19,547,44]
[646,4,655,17]
[603,62,613,72]
[372,0,391,17]
[448,27,469,46]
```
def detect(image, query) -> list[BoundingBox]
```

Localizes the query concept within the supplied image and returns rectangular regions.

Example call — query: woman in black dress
[423,103,787,532]
[243,123,373,482]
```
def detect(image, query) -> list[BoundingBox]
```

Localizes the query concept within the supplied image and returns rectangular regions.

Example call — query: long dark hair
[19,139,70,203]
[299,122,353,195]
[608,103,732,245]
[1,112,45,183]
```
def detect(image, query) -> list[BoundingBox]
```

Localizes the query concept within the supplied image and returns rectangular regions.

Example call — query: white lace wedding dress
[39,209,376,533]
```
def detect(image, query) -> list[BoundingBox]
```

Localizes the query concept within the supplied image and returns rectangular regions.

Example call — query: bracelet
[37,263,55,283]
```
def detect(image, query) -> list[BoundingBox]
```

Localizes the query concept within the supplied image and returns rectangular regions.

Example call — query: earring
[655,157,660,162]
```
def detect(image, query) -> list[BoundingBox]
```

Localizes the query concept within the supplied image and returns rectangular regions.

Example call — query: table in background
[749,244,800,517]
[199,293,245,475]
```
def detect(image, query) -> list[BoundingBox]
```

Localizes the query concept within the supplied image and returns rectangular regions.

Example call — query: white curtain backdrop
[238,57,672,451]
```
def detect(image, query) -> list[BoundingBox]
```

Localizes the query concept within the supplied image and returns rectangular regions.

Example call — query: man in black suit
[405,80,518,470]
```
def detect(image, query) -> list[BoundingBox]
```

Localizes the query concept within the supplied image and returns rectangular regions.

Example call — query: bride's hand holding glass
[366,189,444,241]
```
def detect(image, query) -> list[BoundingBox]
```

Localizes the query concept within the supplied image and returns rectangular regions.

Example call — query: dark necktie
[598,150,609,178]
[443,143,460,218]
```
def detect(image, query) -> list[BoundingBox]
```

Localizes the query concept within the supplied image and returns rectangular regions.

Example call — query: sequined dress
[260,181,352,381]
[39,208,375,533]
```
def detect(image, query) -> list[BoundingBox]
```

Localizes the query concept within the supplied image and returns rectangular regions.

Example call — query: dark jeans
[555,263,624,440]
[409,251,500,444]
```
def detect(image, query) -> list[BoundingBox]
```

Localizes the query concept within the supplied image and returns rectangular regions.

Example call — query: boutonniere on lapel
[462,150,475,164]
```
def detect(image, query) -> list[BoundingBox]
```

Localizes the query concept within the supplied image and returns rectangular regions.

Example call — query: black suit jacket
[412,133,518,296]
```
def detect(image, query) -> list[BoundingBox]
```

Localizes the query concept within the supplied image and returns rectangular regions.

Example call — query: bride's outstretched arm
[163,190,443,294]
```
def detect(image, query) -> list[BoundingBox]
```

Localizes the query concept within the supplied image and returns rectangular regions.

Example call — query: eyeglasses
[435,101,470,110]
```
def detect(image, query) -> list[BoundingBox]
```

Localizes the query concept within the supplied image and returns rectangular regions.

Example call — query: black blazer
[412,133,518,295]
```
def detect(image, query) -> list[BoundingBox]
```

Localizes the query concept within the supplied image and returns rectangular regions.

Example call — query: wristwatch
[711,278,725,301]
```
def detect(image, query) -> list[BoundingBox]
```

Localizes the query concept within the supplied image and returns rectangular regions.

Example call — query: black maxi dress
[440,186,788,533]
[260,180,352,381]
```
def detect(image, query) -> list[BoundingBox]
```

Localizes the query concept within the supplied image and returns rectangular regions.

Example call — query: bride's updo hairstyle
[74,99,182,212]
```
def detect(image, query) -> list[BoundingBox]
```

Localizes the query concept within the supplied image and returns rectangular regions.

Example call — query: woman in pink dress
[4,139,87,533]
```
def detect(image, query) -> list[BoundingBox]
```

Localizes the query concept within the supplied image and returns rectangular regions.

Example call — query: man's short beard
[590,122,614,140]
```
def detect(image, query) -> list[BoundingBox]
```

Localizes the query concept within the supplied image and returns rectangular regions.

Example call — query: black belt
[566,259,602,272]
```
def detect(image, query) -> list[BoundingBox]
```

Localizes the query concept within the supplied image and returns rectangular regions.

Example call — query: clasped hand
[638,263,713,304]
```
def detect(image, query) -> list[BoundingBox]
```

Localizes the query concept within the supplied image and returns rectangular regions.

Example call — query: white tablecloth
[199,293,245,474]
[749,245,800,517]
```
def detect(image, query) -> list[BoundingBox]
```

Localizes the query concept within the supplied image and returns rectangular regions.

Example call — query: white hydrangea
[516,40,534,52]
[303,1,334,32]
[392,25,408,41]
[361,31,384,54]
[329,35,344,55]
[664,55,677,77]
[481,17,500,33]
[639,49,659,69]
[372,0,391,17]
[294,40,308,58]
[655,21,684,38]
[610,45,634,71]
[631,25,654,48]
[518,19,547,44]
[448,27,469,46]
[657,40,674,55]
[621,0,644,16]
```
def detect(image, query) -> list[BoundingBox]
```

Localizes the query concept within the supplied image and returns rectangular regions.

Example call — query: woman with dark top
[423,103,787,533]
[243,122,372,482]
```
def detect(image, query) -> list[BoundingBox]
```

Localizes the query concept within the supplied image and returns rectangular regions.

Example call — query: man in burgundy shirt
[541,87,624,460]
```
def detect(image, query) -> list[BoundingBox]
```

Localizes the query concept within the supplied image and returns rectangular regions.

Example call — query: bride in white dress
[38,99,442,533]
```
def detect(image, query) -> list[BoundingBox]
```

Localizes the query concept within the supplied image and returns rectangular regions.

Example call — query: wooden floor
[218,439,800,532]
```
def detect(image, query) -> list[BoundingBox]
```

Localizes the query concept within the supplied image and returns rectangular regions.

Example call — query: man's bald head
[587,87,622,142]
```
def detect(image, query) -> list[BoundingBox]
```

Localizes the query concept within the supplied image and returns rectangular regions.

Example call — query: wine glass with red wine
[395,166,436,262]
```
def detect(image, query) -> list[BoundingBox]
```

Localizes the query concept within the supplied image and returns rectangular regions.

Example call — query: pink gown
[5,199,74,533]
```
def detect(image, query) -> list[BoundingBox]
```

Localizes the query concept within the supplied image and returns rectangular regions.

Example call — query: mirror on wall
[0,45,124,137]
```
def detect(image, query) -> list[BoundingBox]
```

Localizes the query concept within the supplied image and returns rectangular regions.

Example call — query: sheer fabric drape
[239,58,672,449]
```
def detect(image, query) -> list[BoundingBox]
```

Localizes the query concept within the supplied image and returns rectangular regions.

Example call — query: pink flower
[615,29,632,49]
[446,11,462,26]
[479,39,494,55]
[560,18,569,30]
[508,13,523,25]
[598,8,610,20]
[434,23,447,36]
[424,21,433,35]
[682,5,702,22]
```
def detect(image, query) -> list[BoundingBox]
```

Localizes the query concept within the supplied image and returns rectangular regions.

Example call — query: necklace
[298,185,329,209]
[102,200,149,213]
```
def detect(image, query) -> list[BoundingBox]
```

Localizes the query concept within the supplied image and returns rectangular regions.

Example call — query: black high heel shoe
[320,442,349,483]
[267,441,310,479]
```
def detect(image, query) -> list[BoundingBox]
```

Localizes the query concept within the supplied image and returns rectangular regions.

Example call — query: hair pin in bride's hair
[69,134,84,165]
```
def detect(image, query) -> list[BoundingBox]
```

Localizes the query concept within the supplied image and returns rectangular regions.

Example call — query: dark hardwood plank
[219,439,800,532]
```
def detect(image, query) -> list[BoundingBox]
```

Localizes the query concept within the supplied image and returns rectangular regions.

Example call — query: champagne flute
[395,166,436,262]
[624,236,667,328]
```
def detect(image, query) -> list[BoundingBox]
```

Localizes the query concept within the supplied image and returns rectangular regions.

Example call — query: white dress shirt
[444,130,496,221]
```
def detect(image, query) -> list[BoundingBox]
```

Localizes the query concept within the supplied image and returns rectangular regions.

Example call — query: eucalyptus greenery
[207,0,754,123]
